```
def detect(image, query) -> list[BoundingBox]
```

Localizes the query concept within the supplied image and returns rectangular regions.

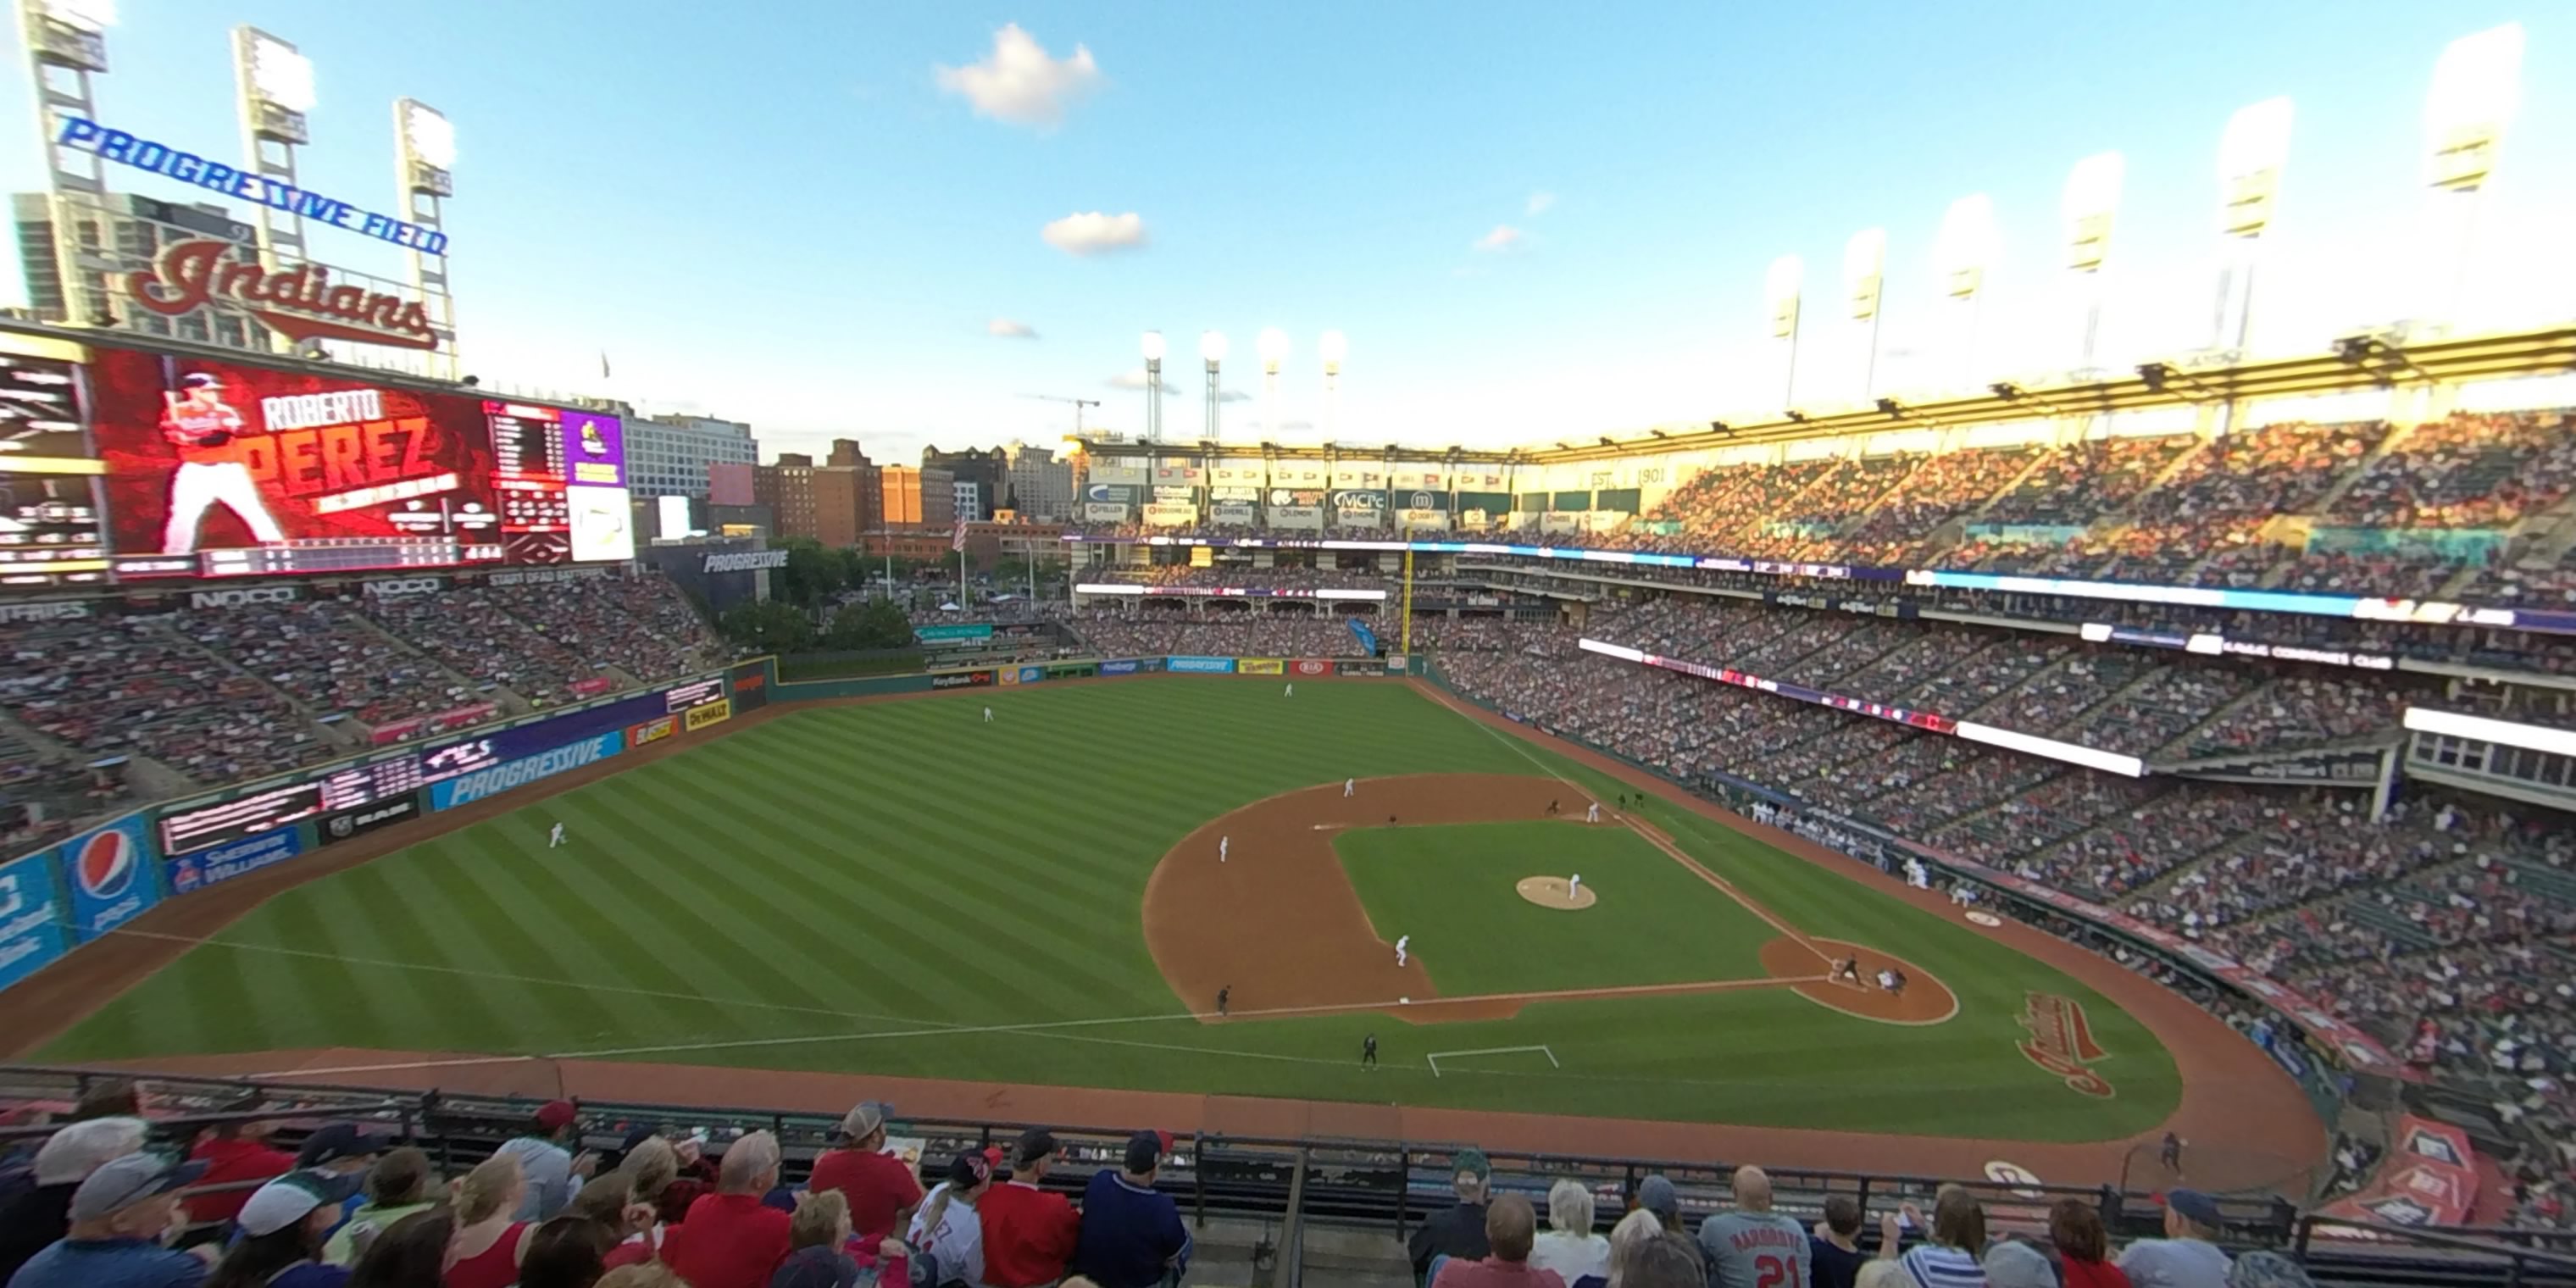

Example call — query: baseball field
[22,677,2321,1176]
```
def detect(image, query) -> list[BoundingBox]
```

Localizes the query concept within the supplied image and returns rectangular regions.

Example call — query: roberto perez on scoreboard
[99,348,493,561]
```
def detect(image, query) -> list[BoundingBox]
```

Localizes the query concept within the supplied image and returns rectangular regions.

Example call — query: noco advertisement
[0,331,633,587]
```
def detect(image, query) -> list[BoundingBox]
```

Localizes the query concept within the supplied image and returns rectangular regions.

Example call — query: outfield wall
[0,653,1402,1002]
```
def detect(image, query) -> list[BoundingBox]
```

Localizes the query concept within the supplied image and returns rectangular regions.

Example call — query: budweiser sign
[125,238,438,350]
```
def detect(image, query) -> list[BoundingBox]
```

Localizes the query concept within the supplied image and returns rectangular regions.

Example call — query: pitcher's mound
[1516,876,1596,910]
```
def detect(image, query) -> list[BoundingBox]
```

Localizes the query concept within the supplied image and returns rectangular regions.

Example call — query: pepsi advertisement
[62,813,158,943]
[0,848,69,992]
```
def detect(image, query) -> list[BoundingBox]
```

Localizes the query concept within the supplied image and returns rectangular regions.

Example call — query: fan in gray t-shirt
[1696,1167,1812,1288]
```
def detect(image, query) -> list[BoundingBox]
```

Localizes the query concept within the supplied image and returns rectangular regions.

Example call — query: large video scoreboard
[0,327,634,589]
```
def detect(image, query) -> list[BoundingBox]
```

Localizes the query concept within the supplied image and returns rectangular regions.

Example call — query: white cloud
[987,318,1038,339]
[1526,192,1557,216]
[1042,211,1147,256]
[1473,224,1525,253]
[936,24,1102,129]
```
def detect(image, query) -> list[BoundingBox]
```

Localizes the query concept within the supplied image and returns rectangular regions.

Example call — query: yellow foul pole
[1401,549,1414,655]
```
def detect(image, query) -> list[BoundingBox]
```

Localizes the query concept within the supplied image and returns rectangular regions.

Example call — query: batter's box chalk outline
[1426,1044,1560,1079]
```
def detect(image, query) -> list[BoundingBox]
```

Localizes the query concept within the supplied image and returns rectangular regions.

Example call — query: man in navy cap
[2118,1189,2232,1288]
[8,1152,209,1288]
[1069,1131,1188,1288]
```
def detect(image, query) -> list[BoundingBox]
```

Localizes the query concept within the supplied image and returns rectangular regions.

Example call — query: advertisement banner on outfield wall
[997,667,1019,687]
[683,700,731,730]
[429,732,625,810]
[928,670,994,690]
[63,813,158,944]
[1100,659,1141,675]
[317,791,423,846]
[630,715,677,747]
[1291,658,1332,676]
[1338,659,1386,676]
[1046,662,1096,679]
[917,624,995,643]
[1239,658,1285,675]
[1268,505,1324,530]
[0,848,68,993]
[167,826,303,895]
[1013,665,1046,685]
[1167,656,1235,674]
[726,660,770,713]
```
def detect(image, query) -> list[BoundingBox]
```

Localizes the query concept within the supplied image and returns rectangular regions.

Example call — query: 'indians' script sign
[126,239,438,350]
[2016,991,2114,1097]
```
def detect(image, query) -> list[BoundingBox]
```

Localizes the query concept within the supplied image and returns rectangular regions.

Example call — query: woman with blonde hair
[445,1154,536,1288]
[1604,1208,1663,1288]
[1530,1180,1611,1285]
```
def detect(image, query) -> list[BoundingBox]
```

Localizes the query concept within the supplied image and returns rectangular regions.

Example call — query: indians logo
[74,827,140,901]
[2015,991,2114,1097]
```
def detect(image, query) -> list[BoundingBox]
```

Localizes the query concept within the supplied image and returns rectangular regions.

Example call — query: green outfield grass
[40,680,2185,1141]
[1334,822,1774,994]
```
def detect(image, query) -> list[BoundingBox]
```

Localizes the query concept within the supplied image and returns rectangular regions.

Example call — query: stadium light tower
[394,98,458,379]
[1933,194,1999,392]
[1199,330,1227,440]
[233,25,315,353]
[2419,23,2523,331]
[2061,151,2124,369]
[1764,255,1803,409]
[1842,229,1885,402]
[1319,329,1347,440]
[1257,326,1289,435]
[2212,96,2294,357]
[15,0,114,327]
[1140,330,1165,441]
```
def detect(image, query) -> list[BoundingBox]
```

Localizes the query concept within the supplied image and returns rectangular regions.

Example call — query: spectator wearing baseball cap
[497,1104,595,1224]
[9,1152,211,1288]
[661,1132,790,1288]
[206,1173,360,1288]
[1984,1240,2059,1288]
[0,1117,149,1285]
[1407,1146,1494,1280]
[1634,1176,1681,1237]
[291,1128,384,1248]
[804,1104,920,1245]
[182,1096,295,1229]
[977,1130,1080,1288]
[320,1150,435,1268]
[905,1154,991,1288]
[2118,1191,2230,1288]
[1069,1133,1188,1288]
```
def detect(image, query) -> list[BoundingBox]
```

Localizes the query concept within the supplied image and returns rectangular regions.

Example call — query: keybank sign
[429,732,624,809]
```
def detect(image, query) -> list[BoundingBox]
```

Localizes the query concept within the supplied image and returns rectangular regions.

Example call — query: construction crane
[1021,394,1102,435]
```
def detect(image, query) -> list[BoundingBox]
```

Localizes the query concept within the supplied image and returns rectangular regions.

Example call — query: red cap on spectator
[535,1100,579,1131]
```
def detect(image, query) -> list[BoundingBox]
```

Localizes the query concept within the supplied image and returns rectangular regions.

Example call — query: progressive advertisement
[1167,656,1235,674]
[166,826,304,894]
[0,849,68,992]
[62,813,158,943]
[426,731,625,809]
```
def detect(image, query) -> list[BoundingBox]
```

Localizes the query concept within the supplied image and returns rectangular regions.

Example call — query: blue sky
[0,2,2567,461]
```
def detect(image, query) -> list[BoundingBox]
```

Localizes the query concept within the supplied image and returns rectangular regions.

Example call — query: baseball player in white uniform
[549,822,565,848]
[983,706,993,722]
[1343,778,1355,798]
[1219,835,1230,863]
[1284,682,1295,697]
[1394,935,1409,967]
[1568,874,1582,900]
[1585,801,1601,824]
[158,371,286,555]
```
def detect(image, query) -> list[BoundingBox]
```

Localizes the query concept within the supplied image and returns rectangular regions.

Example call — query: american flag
[952,523,967,553]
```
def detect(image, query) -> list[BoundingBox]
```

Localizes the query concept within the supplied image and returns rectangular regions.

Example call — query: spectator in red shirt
[1433,1195,1565,1288]
[184,1095,296,1228]
[802,1104,920,1243]
[660,1132,789,1288]
[976,1130,1080,1288]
